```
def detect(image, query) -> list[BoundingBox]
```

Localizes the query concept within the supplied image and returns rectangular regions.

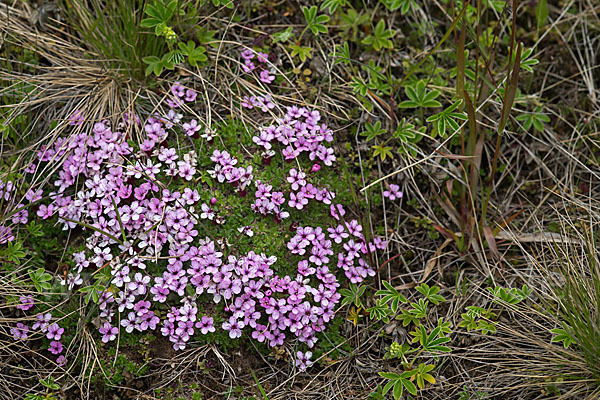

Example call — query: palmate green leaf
[211,0,234,8]
[3,241,26,264]
[331,42,351,66]
[512,47,539,74]
[415,283,445,305]
[373,145,393,161]
[290,45,312,62]
[426,100,467,137]
[141,0,177,28]
[30,268,53,292]
[408,298,428,318]
[351,77,369,96]
[321,0,346,14]
[302,6,329,35]
[476,319,497,335]
[459,312,478,331]
[415,363,436,389]
[422,326,452,353]
[551,326,575,349]
[380,372,418,399]
[362,20,394,51]
[396,308,420,326]
[178,41,208,66]
[516,107,550,132]
[367,301,392,323]
[339,8,369,37]
[382,0,416,14]
[376,280,408,313]
[399,81,441,109]
[340,283,366,308]
[360,121,387,142]
[143,54,175,76]
[272,27,294,43]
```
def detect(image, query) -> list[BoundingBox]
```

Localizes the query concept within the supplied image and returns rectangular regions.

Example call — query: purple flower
[56,355,67,366]
[383,184,403,201]
[0,226,13,244]
[17,295,35,311]
[46,323,64,341]
[259,70,275,84]
[185,89,197,102]
[69,110,84,125]
[32,312,52,331]
[222,316,244,339]
[183,119,201,137]
[296,351,313,371]
[195,316,216,334]
[11,323,29,340]
[49,340,63,355]
[171,82,185,97]
[99,322,118,343]
[287,168,306,191]
[242,60,256,73]
[241,49,255,61]
[37,204,55,219]
[257,52,268,63]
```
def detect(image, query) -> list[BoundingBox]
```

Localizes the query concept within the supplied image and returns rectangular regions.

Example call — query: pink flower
[46,323,64,341]
[296,351,313,371]
[383,184,403,201]
[49,340,63,355]
[11,323,29,340]
[17,295,35,311]
[99,322,118,343]
[37,204,55,219]
[259,70,275,84]
[69,110,84,125]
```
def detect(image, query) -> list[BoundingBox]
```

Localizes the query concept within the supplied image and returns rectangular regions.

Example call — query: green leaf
[178,41,207,66]
[415,283,445,305]
[290,44,312,62]
[360,121,386,142]
[551,326,574,349]
[272,27,294,43]
[302,6,329,35]
[426,100,466,137]
[375,280,408,313]
[320,0,346,14]
[373,145,393,161]
[362,20,394,51]
[2,241,26,264]
[340,284,366,308]
[536,0,548,31]
[382,0,415,14]
[29,268,53,292]
[143,53,175,76]
[399,81,441,109]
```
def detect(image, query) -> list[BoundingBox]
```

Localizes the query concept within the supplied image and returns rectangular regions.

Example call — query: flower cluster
[13,51,389,372]
[10,310,66,365]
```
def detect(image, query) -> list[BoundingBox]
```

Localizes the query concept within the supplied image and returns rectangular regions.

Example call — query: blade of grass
[250,368,269,400]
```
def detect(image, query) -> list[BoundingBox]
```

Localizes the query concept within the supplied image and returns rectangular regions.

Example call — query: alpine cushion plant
[6,49,388,372]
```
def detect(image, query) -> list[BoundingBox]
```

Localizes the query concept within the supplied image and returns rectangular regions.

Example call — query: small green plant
[381,0,417,14]
[24,377,60,400]
[301,6,330,36]
[362,20,394,51]
[398,80,442,109]
[370,282,450,397]
[140,0,208,75]
[516,107,550,132]
[426,100,467,138]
